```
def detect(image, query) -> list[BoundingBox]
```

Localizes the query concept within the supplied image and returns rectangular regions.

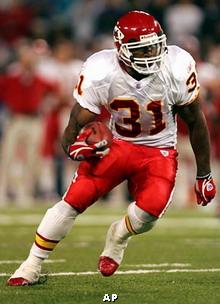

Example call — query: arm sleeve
[175,55,200,107]
[73,61,102,115]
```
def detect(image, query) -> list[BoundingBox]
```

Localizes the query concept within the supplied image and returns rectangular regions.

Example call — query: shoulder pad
[82,49,117,83]
[166,45,196,82]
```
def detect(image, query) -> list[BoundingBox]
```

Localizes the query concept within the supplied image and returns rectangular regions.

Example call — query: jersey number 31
[110,98,166,137]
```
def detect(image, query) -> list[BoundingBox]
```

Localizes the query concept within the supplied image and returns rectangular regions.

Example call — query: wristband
[196,173,212,180]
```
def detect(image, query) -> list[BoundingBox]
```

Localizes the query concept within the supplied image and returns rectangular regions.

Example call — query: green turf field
[0,203,220,304]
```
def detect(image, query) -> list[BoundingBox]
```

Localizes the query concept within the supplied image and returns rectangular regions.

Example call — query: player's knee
[127,202,158,234]
[50,200,79,219]
[37,200,79,241]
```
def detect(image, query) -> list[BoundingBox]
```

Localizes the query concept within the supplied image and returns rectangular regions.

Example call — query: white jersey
[73,46,199,148]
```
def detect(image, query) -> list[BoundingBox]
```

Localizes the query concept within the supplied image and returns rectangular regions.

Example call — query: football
[83,121,113,147]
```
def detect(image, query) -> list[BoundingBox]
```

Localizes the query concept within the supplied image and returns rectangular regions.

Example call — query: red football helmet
[113,11,167,75]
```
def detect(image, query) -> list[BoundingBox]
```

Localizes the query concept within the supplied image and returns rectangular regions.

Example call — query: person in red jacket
[0,41,59,206]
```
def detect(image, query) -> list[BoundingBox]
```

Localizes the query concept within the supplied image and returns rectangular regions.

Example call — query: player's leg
[0,117,21,204]
[17,117,42,205]
[7,171,104,286]
[99,202,158,276]
[99,147,177,276]
[7,140,128,286]
[7,200,78,286]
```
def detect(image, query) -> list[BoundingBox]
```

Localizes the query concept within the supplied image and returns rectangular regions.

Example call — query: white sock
[101,203,157,264]
[29,200,78,262]
[101,217,132,264]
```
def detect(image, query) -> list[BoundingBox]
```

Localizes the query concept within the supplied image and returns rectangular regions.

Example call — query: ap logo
[103,294,118,302]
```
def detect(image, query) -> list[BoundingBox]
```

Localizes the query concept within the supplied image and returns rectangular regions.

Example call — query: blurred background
[0,0,219,214]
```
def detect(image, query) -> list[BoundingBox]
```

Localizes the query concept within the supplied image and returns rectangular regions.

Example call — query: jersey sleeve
[173,51,200,107]
[73,65,101,114]
[73,52,112,114]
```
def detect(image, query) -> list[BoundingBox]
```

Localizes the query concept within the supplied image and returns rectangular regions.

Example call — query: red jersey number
[110,99,141,137]
[147,100,166,135]
[75,75,84,96]
[110,98,165,137]
[186,72,197,93]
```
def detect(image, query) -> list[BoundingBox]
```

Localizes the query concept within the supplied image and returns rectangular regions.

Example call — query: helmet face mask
[113,11,167,75]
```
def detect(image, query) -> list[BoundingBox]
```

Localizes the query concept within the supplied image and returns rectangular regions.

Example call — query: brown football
[83,121,113,147]
[82,121,113,147]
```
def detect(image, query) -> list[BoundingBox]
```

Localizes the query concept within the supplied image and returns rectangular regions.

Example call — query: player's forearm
[61,103,97,156]
[188,113,211,176]
[61,124,79,156]
[61,104,82,155]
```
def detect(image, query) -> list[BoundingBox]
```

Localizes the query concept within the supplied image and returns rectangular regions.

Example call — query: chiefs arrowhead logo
[113,26,124,42]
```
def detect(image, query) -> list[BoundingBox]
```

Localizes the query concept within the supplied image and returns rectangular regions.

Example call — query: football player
[7,10,216,285]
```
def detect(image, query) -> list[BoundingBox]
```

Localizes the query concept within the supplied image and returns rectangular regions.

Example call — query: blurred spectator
[164,0,204,44]
[200,0,220,54]
[37,38,83,198]
[69,0,105,43]
[0,0,33,44]
[0,40,59,207]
